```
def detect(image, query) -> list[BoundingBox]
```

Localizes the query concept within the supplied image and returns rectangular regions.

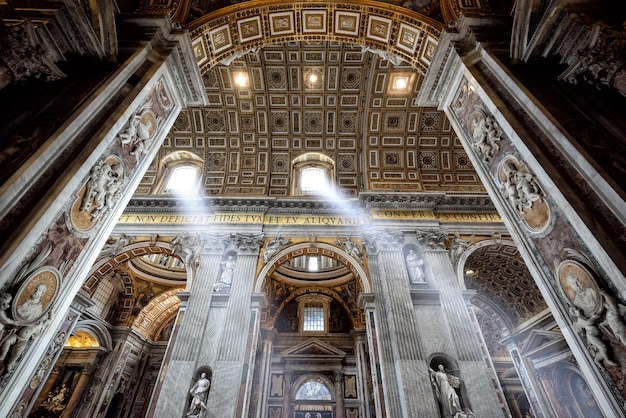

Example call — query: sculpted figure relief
[336,237,363,263]
[171,233,204,268]
[470,112,502,162]
[0,313,51,374]
[100,234,136,258]
[500,161,543,212]
[80,159,124,222]
[570,306,617,368]
[262,236,291,264]
[566,273,601,315]
[119,99,160,156]
[16,283,47,322]
[0,293,16,337]
[600,292,626,346]
[448,233,470,264]
[187,373,211,417]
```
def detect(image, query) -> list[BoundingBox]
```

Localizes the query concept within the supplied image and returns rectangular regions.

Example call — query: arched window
[295,379,332,401]
[165,166,200,193]
[155,151,204,195]
[291,153,335,197]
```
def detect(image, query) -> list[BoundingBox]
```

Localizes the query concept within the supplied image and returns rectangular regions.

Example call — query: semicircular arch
[70,319,114,351]
[255,242,371,293]
[132,287,184,340]
[188,0,443,75]
[85,239,193,325]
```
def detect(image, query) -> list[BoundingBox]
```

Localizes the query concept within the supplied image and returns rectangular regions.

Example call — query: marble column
[363,230,438,418]
[151,233,229,418]
[417,228,504,417]
[429,16,625,416]
[61,364,95,418]
[354,332,371,418]
[334,370,345,418]
[205,233,264,418]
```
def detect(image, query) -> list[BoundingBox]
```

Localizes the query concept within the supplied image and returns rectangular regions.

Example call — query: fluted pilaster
[361,233,403,418]
[421,243,503,417]
[206,233,264,418]
[152,234,229,418]
[373,230,435,417]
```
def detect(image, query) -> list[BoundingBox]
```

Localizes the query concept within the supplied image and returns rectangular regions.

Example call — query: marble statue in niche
[429,364,473,418]
[405,249,425,283]
[186,372,211,417]
[214,255,236,292]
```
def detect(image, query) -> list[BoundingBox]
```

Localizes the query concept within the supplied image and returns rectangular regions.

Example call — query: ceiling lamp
[233,71,249,88]
[392,76,409,90]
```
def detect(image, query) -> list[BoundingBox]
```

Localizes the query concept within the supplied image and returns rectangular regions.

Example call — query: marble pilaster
[420,237,504,417]
[205,233,264,418]
[354,332,372,418]
[0,16,206,418]
[151,234,229,418]
[363,230,438,418]
[360,236,402,418]
[282,370,293,418]
[60,364,94,418]
[334,370,345,418]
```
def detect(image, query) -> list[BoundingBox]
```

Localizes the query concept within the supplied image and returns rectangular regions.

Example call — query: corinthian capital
[234,233,264,255]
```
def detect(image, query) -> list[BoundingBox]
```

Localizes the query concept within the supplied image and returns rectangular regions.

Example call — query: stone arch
[254,241,372,293]
[84,238,192,324]
[458,238,548,327]
[271,285,358,331]
[188,0,443,75]
[132,287,184,340]
[455,238,517,289]
[292,373,336,401]
[69,319,113,351]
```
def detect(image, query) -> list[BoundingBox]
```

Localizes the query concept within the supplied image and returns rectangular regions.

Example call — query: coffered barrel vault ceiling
[135,1,486,197]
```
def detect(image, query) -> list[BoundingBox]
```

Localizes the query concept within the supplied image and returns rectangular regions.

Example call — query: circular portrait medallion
[12,266,59,323]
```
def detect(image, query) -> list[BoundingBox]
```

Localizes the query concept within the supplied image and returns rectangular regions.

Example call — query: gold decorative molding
[189,0,443,74]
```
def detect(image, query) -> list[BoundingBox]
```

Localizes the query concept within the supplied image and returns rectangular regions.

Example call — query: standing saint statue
[214,255,236,292]
[187,373,211,417]
[405,250,425,283]
[429,364,463,418]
